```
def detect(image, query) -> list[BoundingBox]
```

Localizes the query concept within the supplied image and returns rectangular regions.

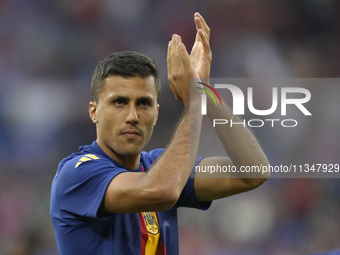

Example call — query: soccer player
[50,13,269,255]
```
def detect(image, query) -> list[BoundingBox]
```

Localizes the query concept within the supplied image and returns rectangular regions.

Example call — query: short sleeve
[55,155,127,219]
[176,156,212,210]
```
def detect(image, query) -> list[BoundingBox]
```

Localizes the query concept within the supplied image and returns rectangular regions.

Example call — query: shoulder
[59,153,110,171]
[53,153,127,200]
[56,152,126,184]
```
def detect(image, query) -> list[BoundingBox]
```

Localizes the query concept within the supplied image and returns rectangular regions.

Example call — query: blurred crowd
[0,0,340,254]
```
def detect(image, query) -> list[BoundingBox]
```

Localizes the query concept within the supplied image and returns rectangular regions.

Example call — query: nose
[126,104,139,124]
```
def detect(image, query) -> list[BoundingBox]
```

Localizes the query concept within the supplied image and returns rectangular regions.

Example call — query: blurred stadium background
[0,0,340,254]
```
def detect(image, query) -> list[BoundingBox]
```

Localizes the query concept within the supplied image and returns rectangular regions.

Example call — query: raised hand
[189,13,212,80]
[167,34,199,106]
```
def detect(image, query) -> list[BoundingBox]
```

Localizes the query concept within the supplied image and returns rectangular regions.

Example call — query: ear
[154,104,160,126]
[89,101,98,123]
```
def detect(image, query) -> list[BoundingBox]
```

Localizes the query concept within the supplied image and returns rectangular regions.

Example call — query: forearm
[146,98,202,200]
[207,97,270,179]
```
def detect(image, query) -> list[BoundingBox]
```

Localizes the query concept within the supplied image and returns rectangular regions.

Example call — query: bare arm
[101,35,203,213]
[194,99,270,201]
[188,13,270,201]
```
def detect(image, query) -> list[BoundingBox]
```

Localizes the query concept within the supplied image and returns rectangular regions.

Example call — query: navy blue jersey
[50,141,211,255]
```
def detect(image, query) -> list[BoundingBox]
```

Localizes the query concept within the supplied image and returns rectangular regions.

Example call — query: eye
[114,99,123,105]
[138,99,151,107]
[113,98,128,106]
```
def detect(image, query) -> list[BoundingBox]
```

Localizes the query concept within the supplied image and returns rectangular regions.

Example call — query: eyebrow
[108,95,155,103]
[109,95,129,101]
[136,96,154,104]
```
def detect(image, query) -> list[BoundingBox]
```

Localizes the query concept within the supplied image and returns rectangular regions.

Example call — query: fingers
[194,12,210,40]
[198,29,211,55]
[172,35,182,71]
[169,34,190,71]
[167,34,196,103]
[177,38,190,69]
[167,38,173,80]
[193,12,211,56]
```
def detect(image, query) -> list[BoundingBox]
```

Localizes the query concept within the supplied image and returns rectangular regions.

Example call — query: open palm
[189,13,212,80]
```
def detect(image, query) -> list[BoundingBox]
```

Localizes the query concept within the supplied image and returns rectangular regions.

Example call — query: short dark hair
[91,51,161,103]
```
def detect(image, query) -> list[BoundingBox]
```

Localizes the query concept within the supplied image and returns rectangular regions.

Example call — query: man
[50,13,269,255]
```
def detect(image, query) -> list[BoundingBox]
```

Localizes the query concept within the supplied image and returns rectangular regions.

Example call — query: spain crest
[141,212,159,235]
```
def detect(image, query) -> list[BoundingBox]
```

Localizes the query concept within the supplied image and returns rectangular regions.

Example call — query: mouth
[121,129,140,139]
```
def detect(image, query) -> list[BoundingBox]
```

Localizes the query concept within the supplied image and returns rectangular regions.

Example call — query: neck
[96,139,140,170]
